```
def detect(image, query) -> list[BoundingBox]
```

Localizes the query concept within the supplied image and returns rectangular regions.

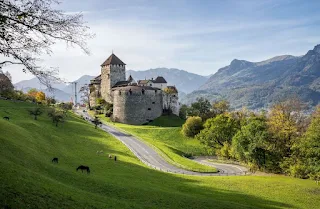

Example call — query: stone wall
[112,86,163,125]
[89,83,101,107]
[100,64,125,103]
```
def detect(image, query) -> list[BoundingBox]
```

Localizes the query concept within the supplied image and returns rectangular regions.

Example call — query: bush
[181,116,203,138]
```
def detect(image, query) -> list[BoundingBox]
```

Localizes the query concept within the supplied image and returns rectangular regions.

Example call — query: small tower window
[142,89,145,95]
[119,91,121,95]
[150,84,152,86]
[152,102,155,104]
[148,108,151,110]
[107,74,110,78]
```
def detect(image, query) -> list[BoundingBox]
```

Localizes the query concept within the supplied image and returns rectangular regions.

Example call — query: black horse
[52,157,58,163]
[3,116,9,120]
[77,165,90,174]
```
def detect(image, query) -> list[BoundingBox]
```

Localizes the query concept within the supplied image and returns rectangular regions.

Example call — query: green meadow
[95,114,217,172]
[1,100,319,209]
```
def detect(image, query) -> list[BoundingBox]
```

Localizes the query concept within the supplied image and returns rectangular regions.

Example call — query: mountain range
[182,44,320,109]
[14,44,320,108]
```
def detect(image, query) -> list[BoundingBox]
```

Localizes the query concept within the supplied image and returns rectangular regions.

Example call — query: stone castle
[89,53,179,125]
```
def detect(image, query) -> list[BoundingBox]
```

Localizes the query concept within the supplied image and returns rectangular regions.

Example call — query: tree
[27,88,38,99]
[196,114,240,153]
[232,116,273,170]
[28,107,42,120]
[285,106,320,179]
[0,0,93,87]
[163,87,176,115]
[267,98,306,158]
[181,116,203,137]
[0,72,13,93]
[212,100,230,115]
[35,91,45,103]
[190,97,211,118]
[80,84,91,109]
[179,104,189,119]
[92,116,101,129]
[48,109,64,127]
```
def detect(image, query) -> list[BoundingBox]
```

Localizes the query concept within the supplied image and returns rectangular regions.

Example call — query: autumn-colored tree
[163,87,176,115]
[212,100,230,115]
[267,98,305,158]
[35,91,46,102]
[27,88,38,99]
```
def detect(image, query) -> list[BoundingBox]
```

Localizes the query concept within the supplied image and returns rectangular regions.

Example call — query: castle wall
[100,64,125,103]
[112,88,163,125]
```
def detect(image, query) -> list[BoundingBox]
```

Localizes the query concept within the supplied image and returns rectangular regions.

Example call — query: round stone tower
[112,86,163,125]
[100,53,126,103]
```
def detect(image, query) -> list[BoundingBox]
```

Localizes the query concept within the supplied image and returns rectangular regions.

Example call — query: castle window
[119,91,121,95]
[107,74,110,78]
[150,84,152,86]
[142,89,145,95]
[129,89,132,95]
[148,108,151,110]
[173,95,176,97]
[155,90,157,93]
[152,102,155,104]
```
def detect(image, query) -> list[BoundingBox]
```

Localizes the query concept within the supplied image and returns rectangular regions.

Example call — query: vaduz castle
[89,53,179,125]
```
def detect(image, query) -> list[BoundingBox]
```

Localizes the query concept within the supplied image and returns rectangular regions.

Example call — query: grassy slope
[96,114,216,172]
[0,100,319,209]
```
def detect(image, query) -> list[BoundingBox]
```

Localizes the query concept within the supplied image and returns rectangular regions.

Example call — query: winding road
[77,110,249,176]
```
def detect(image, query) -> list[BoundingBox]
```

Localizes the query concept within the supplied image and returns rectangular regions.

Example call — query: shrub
[181,116,203,138]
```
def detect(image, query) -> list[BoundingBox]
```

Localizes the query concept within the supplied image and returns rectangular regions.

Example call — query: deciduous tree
[0,0,93,87]
[181,116,203,137]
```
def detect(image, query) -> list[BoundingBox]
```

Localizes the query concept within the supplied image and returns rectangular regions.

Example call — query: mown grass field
[1,100,320,209]
[94,114,217,172]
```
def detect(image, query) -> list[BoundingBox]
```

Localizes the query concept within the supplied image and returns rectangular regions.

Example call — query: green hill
[1,100,320,209]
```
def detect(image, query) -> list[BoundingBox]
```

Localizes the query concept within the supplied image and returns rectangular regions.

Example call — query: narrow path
[77,110,249,176]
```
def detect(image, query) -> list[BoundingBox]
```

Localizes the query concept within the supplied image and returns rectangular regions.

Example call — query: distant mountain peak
[313,44,320,53]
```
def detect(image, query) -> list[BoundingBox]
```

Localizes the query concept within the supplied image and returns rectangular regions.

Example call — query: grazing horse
[52,157,58,163]
[3,116,9,120]
[77,165,90,174]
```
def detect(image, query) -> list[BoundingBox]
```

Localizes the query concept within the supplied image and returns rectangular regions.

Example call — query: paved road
[77,110,249,176]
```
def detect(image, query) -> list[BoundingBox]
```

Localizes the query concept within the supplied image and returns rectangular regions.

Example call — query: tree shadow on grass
[1,155,296,209]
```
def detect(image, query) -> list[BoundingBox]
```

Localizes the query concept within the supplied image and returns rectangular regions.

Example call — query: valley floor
[1,100,319,209]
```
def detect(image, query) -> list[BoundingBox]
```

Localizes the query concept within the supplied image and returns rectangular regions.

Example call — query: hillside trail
[76,110,249,176]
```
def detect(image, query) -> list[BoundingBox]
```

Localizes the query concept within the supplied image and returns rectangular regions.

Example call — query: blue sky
[9,0,320,83]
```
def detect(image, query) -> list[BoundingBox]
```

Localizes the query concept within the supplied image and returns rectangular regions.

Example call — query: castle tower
[100,53,126,103]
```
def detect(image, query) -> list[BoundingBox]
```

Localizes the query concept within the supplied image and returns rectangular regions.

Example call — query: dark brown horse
[52,157,58,163]
[3,116,9,120]
[77,165,90,174]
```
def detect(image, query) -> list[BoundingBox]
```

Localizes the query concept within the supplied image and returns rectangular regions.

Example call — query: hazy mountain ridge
[14,69,207,102]
[183,44,320,109]
[127,68,208,94]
